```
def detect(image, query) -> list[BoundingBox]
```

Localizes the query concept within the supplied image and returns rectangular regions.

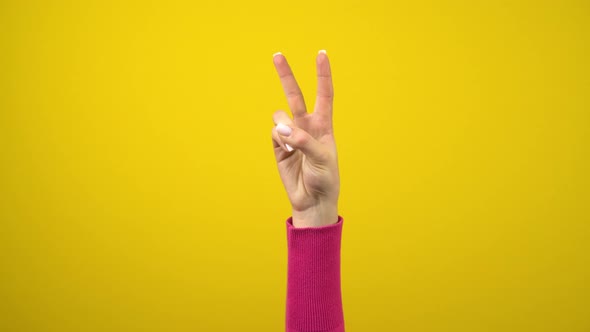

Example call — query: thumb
[276,123,327,162]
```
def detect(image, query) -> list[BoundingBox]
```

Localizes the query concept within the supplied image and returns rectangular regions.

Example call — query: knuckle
[293,132,309,146]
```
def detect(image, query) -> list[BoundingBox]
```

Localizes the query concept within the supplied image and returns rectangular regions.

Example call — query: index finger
[273,53,307,118]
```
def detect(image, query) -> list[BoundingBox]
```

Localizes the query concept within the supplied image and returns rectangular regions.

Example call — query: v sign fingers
[273,53,307,119]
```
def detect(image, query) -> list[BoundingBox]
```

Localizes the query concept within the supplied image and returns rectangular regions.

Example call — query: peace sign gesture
[271,51,340,228]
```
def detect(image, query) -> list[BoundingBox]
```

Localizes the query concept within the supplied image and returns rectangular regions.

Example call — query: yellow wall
[1,0,589,331]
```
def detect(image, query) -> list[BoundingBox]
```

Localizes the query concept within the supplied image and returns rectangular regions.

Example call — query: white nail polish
[273,52,282,57]
[318,50,327,54]
[276,123,292,136]
[285,144,294,152]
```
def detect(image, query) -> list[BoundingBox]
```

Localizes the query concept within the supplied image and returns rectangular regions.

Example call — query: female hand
[271,51,340,228]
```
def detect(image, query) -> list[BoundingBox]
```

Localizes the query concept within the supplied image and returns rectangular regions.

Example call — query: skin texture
[271,51,340,228]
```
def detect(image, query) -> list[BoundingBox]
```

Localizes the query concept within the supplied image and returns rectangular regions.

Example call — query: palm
[271,52,339,214]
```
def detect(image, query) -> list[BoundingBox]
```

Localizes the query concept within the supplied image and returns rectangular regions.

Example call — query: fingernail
[276,123,292,136]
[273,52,282,57]
[285,144,294,152]
[318,50,327,54]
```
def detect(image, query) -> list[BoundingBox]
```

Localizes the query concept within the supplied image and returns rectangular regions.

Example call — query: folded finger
[275,123,328,163]
[272,126,294,153]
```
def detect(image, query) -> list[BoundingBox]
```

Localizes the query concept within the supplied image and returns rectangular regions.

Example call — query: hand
[271,51,340,228]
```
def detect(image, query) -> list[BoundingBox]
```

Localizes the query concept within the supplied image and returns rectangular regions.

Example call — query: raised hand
[271,51,340,228]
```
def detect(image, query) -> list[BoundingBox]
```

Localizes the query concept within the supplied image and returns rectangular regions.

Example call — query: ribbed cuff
[286,216,345,332]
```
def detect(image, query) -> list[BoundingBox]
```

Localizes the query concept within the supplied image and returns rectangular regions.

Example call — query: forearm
[285,216,345,332]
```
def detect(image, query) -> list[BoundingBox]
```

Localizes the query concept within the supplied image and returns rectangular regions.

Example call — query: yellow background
[1,0,589,331]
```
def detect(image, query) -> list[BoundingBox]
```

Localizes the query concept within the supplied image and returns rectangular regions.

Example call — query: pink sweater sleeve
[285,216,345,332]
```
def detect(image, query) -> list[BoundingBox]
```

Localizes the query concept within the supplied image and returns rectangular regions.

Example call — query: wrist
[292,203,338,228]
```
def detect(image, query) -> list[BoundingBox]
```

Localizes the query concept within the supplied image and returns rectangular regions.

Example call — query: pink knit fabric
[285,216,345,332]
